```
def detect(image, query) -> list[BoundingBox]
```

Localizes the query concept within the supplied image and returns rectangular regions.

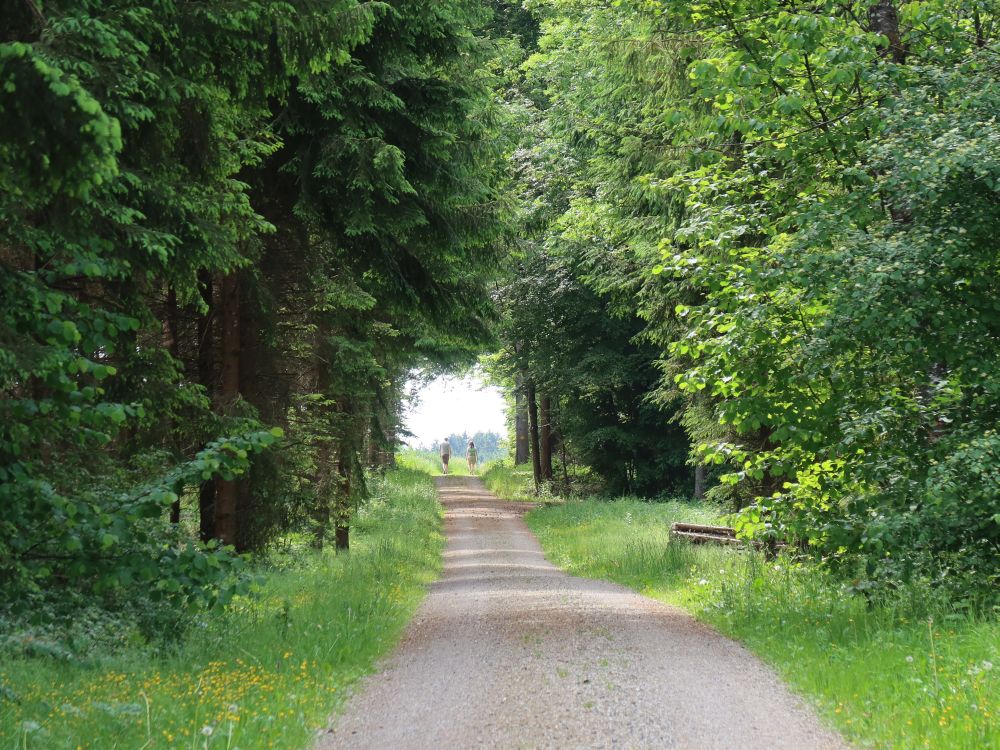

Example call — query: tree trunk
[214,271,241,547]
[334,444,351,552]
[539,394,553,482]
[560,430,569,490]
[514,375,530,465]
[365,410,395,470]
[196,270,216,542]
[198,483,216,542]
[525,378,542,490]
[335,523,349,551]
[163,286,181,361]
[869,0,905,64]
[694,464,706,500]
[164,285,183,524]
[313,455,331,550]
[365,425,378,469]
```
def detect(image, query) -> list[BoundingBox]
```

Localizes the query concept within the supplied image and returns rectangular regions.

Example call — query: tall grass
[396,448,477,476]
[526,500,999,750]
[0,468,443,749]
[481,461,548,502]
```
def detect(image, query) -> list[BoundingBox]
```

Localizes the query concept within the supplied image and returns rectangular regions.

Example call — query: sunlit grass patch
[526,499,1000,750]
[0,468,443,749]
[481,461,541,502]
[396,448,476,476]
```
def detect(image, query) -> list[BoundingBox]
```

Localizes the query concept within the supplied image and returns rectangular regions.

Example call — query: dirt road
[318,476,847,749]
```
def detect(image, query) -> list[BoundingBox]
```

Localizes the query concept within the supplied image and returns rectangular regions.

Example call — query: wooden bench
[670,522,792,558]
[669,522,741,546]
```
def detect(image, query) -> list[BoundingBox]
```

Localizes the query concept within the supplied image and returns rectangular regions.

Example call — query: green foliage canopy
[1,0,506,625]
[515,0,1000,596]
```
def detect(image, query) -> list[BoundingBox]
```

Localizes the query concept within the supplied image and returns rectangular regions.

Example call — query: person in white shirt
[440,438,452,474]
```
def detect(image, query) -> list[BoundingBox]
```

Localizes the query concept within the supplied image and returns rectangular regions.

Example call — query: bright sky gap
[402,371,507,448]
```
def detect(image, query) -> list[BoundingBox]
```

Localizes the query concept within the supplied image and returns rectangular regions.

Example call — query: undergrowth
[481,461,554,502]
[522,497,999,749]
[0,468,443,749]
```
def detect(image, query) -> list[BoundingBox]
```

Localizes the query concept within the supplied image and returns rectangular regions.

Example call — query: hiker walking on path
[439,438,451,474]
[466,440,478,475]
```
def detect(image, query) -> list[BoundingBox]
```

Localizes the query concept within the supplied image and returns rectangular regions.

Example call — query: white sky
[402,371,507,447]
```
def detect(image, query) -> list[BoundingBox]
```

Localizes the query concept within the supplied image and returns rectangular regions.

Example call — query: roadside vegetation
[486,467,999,749]
[0,469,443,750]
[396,449,450,476]
[396,449,475,477]
[490,0,1000,625]
[482,462,553,503]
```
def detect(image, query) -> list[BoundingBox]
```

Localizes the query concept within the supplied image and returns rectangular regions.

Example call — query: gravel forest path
[318,476,847,750]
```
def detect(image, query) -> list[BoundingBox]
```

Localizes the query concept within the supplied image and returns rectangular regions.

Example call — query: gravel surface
[317,476,848,750]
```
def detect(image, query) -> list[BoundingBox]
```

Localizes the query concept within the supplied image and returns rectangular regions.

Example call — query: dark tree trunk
[196,270,216,542]
[212,474,239,549]
[196,270,215,388]
[869,0,906,63]
[365,409,395,471]
[335,444,351,552]
[694,464,706,500]
[335,523,350,552]
[514,375,530,465]
[217,277,239,385]
[233,274,272,552]
[163,286,181,361]
[560,430,569,490]
[164,285,182,524]
[539,394,553,482]
[313,452,331,550]
[199,482,216,542]
[311,324,334,550]
[365,426,378,469]
[525,378,542,490]
[214,271,241,547]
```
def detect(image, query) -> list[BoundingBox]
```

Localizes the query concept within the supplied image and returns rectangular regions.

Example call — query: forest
[3,0,505,607]
[496,0,1000,605]
[2,0,999,747]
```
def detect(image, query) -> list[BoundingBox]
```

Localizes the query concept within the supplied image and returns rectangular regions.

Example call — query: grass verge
[0,468,443,749]
[524,499,999,750]
[396,448,478,477]
[481,461,548,502]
